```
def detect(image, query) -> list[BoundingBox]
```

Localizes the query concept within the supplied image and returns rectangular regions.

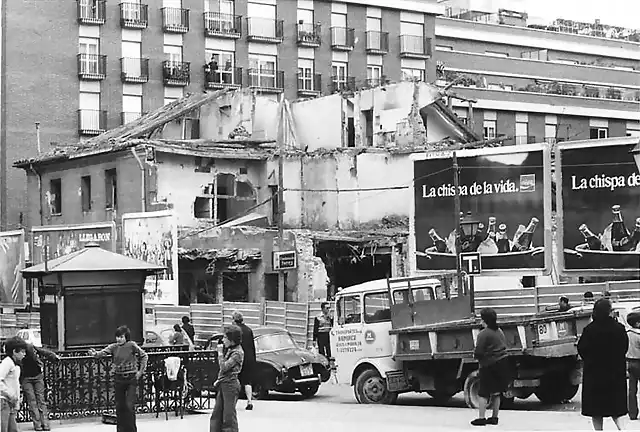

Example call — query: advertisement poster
[122,210,178,305]
[0,230,26,308]
[557,137,640,273]
[411,144,552,275]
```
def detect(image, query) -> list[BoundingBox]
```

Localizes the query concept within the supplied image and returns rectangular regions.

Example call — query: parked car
[16,328,42,347]
[143,326,176,348]
[205,326,331,399]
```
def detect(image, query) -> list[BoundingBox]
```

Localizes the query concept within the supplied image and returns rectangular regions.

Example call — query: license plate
[300,364,314,377]
[537,323,553,342]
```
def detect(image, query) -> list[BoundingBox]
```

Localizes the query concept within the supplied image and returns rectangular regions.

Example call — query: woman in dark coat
[577,298,628,431]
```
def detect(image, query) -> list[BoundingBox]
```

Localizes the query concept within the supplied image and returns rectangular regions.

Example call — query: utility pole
[453,152,463,297]
[277,97,286,302]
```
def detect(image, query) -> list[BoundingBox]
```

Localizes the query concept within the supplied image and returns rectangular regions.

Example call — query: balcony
[297,23,321,47]
[121,112,146,125]
[297,72,322,97]
[363,77,386,89]
[246,18,284,43]
[77,54,107,80]
[120,58,149,83]
[205,65,242,89]
[78,110,107,135]
[204,12,241,38]
[162,7,189,33]
[330,76,357,94]
[77,0,106,25]
[247,69,284,93]
[120,2,148,29]
[163,61,190,86]
[400,35,432,59]
[331,27,355,51]
[366,31,389,54]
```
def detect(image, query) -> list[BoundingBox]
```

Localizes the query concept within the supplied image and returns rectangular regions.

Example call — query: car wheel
[354,368,398,405]
[252,382,269,400]
[299,383,320,399]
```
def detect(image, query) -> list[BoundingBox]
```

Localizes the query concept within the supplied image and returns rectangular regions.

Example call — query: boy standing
[1,337,28,432]
[20,338,60,431]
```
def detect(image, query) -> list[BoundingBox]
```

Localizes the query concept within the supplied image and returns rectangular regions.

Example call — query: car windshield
[255,333,297,353]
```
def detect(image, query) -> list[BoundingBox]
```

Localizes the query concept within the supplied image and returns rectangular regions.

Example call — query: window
[206,0,233,14]
[81,176,92,212]
[298,7,313,24]
[331,12,348,45]
[206,49,235,84]
[367,65,382,85]
[545,124,557,142]
[627,122,640,137]
[337,295,361,325]
[392,286,436,304]
[483,120,497,139]
[364,292,391,323]
[79,37,99,75]
[122,95,142,123]
[194,174,257,222]
[105,169,117,210]
[515,113,528,144]
[590,128,608,139]
[366,16,381,32]
[122,41,142,76]
[332,61,347,88]
[249,54,276,88]
[298,58,314,90]
[79,92,101,131]
[164,44,182,63]
[122,0,143,21]
[48,179,62,215]
[401,68,424,81]
[247,2,276,38]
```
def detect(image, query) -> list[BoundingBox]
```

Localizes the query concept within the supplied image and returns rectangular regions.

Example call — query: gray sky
[523,0,638,29]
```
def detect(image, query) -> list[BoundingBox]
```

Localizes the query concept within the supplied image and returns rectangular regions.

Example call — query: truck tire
[464,370,514,409]
[354,368,398,405]
[535,374,578,404]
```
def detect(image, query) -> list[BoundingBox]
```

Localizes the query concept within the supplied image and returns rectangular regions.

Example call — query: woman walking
[471,308,511,426]
[210,324,244,432]
[89,326,148,432]
[578,298,628,431]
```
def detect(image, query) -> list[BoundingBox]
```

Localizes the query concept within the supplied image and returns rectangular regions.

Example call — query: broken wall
[291,94,343,152]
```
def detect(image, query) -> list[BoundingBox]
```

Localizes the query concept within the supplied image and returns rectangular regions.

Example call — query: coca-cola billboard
[411,144,552,275]
[557,137,640,274]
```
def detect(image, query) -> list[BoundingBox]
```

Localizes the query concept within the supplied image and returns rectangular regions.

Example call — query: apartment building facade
[433,6,640,145]
[0,0,442,231]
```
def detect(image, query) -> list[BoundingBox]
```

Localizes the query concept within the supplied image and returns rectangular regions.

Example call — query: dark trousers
[23,373,49,429]
[210,379,240,432]
[629,360,640,419]
[115,373,138,432]
[317,332,331,360]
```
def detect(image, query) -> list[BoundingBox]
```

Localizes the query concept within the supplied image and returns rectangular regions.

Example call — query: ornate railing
[14,347,217,423]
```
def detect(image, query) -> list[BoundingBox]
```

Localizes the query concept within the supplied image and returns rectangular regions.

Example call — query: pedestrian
[558,296,573,312]
[583,291,595,305]
[0,336,28,432]
[210,324,244,432]
[470,308,511,427]
[88,325,148,432]
[182,316,195,345]
[626,310,640,421]
[19,336,60,431]
[232,311,256,411]
[169,324,186,346]
[313,302,333,361]
[577,298,628,431]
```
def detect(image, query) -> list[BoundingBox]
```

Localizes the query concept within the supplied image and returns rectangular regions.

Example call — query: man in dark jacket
[232,311,256,411]
[181,316,195,345]
[313,302,333,361]
[19,337,60,431]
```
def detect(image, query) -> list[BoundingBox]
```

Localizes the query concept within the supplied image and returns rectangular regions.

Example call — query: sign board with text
[460,252,482,275]
[410,143,552,275]
[273,251,297,271]
[556,137,640,274]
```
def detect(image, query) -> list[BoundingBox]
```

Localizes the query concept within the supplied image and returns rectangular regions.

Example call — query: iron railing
[120,57,149,83]
[297,23,321,46]
[366,31,389,54]
[246,18,284,42]
[331,27,355,50]
[247,68,284,92]
[204,12,241,37]
[297,72,322,95]
[77,54,107,80]
[204,65,242,89]
[163,61,191,86]
[77,0,106,24]
[364,77,386,88]
[77,110,107,136]
[162,7,190,33]
[400,35,432,58]
[120,2,148,29]
[330,76,357,93]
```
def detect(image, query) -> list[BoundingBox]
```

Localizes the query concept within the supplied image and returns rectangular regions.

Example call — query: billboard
[556,137,640,274]
[411,144,552,275]
[0,230,26,308]
[122,210,178,306]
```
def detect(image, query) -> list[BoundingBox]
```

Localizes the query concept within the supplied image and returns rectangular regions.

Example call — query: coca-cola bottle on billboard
[486,217,497,241]
[496,224,511,253]
[471,222,486,251]
[611,205,631,252]
[512,217,539,251]
[477,217,499,254]
[579,224,604,251]
[619,217,640,251]
[428,228,448,253]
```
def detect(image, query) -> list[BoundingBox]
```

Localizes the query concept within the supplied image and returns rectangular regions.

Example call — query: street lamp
[459,211,481,252]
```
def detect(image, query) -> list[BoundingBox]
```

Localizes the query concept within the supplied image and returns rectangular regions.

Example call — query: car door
[361,291,393,359]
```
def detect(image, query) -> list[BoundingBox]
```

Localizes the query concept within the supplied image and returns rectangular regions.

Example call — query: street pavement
[46,384,640,431]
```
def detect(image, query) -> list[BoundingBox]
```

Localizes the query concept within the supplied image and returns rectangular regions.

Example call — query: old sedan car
[206,326,331,399]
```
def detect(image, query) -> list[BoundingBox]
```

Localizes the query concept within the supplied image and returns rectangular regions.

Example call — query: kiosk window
[364,292,391,323]
[338,295,361,324]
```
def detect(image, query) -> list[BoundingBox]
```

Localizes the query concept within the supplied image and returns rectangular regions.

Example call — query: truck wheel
[354,369,398,405]
[464,371,514,409]
[427,390,457,403]
[535,375,578,404]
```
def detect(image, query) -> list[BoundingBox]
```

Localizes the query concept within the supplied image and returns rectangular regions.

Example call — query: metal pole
[277,98,286,302]
[453,152,463,297]
[470,276,475,316]
[35,122,41,155]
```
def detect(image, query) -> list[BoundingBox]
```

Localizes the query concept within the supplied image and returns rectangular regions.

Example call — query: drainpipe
[29,163,44,226]
[130,147,146,212]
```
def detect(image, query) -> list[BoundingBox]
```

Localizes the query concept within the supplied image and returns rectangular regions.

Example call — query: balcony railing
[366,31,389,54]
[247,69,284,92]
[77,0,106,25]
[246,18,284,43]
[331,27,355,50]
[120,2,148,29]
[297,72,322,96]
[496,135,538,146]
[364,77,386,89]
[163,61,190,86]
[121,58,149,83]
[400,35,432,58]
[297,23,321,47]
[78,110,107,135]
[162,7,189,33]
[439,69,640,102]
[77,54,107,80]
[204,12,241,38]
[205,65,242,89]
[121,112,145,125]
[330,76,357,93]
